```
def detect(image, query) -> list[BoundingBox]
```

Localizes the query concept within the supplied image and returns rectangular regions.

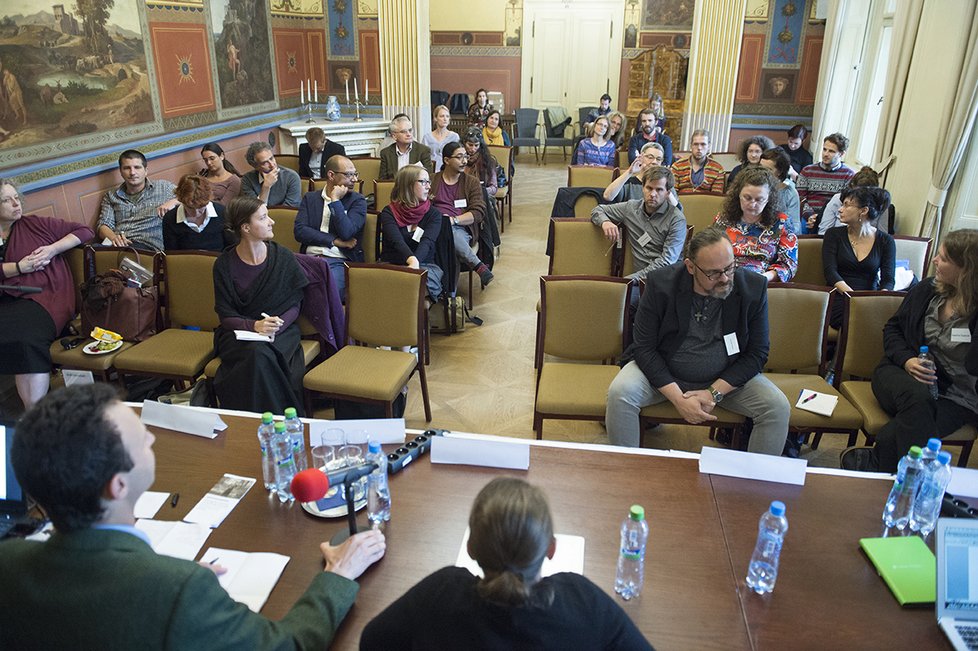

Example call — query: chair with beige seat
[676,191,725,231]
[487,144,513,227]
[267,207,302,253]
[303,263,431,420]
[533,275,631,439]
[374,179,395,216]
[351,156,381,199]
[567,165,617,189]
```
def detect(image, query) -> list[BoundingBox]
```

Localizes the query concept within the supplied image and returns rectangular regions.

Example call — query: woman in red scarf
[379,165,444,301]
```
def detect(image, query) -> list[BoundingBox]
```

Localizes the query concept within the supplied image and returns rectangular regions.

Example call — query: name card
[699,446,807,486]
[140,400,227,439]
[431,435,529,470]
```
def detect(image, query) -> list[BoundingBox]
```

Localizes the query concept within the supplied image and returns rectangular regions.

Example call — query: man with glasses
[293,155,367,301]
[241,141,303,207]
[430,141,492,286]
[379,116,433,180]
[603,142,677,204]
[605,226,790,454]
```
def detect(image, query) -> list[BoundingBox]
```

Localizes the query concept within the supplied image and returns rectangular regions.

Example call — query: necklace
[692,295,716,323]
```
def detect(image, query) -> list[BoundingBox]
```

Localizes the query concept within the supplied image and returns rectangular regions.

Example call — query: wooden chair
[573,192,601,219]
[548,218,615,276]
[351,156,381,199]
[676,192,725,231]
[712,152,740,171]
[618,149,629,170]
[374,179,395,216]
[620,224,693,278]
[311,179,328,192]
[543,108,575,161]
[793,235,826,286]
[893,234,932,281]
[303,264,431,420]
[511,108,541,163]
[363,212,380,263]
[275,154,302,175]
[567,165,617,188]
[533,276,631,439]
[268,207,301,253]
[487,144,513,226]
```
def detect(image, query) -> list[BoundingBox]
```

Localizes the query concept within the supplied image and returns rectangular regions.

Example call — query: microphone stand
[0,284,42,294]
[329,475,364,546]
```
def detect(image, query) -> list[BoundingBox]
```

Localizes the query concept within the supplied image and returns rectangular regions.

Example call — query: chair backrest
[835,291,906,382]
[618,149,629,170]
[573,193,600,219]
[549,218,614,276]
[345,263,425,348]
[620,224,694,278]
[578,106,597,134]
[486,144,512,175]
[712,152,739,171]
[86,245,157,278]
[765,283,831,372]
[311,179,328,192]
[352,157,381,197]
[514,108,540,139]
[275,154,301,174]
[268,207,301,252]
[65,246,86,314]
[163,251,220,330]
[544,108,571,139]
[363,212,379,263]
[538,275,630,363]
[374,179,395,215]
[568,165,616,188]
[677,192,725,231]
[893,235,932,280]
[793,235,826,286]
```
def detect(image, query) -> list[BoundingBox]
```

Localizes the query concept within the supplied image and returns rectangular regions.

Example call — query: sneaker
[478,266,494,287]
[840,446,878,472]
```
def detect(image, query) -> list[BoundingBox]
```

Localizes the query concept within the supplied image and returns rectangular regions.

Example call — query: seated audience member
[432,142,493,287]
[796,132,855,233]
[575,116,617,167]
[607,111,628,150]
[728,135,775,185]
[605,226,790,453]
[758,147,801,234]
[463,129,500,198]
[585,93,613,128]
[649,93,666,132]
[0,383,386,649]
[199,142,242,207]
[97,149,177,251]
[240,141,303,207]
[299,127,346,180]
[0,179,93,409]
[816,166,893,235]
[421,104,460,172]
[628,108,673,166]
[715,167,797,283]
[592,165,686,303]
[379,115,434,180]
[822,187,896,328]
[467,88,493,128]
[604,142,668,202]
[162,175,231,252]
[841,229,978,473]
[482,110,511,147]
[779,124,814,178]
[213,196,307,414]
[671,130,725,193]
[294,155,367,301]
[361,477,651,651]
[379,165,444,301]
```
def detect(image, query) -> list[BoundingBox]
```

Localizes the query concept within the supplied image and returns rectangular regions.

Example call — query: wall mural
[766,0,805,66]
[327,0,354,57]
[642,0,695,31]
[209,0,275,109]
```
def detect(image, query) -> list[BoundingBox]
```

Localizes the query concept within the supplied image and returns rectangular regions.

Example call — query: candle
[354,77,359,102]
[365,79,368,103]
[300,80,304,104]
[345,78,350,104]
[314,80,318,103]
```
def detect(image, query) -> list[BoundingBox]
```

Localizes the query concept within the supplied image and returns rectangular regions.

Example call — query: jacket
[293,188,367,262]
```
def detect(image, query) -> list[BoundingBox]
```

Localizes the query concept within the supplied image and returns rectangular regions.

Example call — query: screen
[944,525,978,612]
[1,423,23,503]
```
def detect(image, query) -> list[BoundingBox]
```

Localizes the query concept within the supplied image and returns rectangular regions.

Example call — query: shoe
[840,446,878,472]
[478,267,494,287]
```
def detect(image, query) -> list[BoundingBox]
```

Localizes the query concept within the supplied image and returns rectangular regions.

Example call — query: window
[847,0,896,167]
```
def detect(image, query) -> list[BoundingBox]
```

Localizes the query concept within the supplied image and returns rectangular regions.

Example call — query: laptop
[937,518,978,650]
[0,419,30,538]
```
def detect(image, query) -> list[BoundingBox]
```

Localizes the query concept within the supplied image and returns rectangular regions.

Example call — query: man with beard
[605,227,790,453]
[671,129,726,193]
[628,108,674,166]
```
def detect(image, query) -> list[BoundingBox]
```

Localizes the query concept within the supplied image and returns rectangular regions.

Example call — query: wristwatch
[708,385,724,404]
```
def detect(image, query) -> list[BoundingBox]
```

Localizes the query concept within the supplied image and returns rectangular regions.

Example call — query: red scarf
[391,199,431,228]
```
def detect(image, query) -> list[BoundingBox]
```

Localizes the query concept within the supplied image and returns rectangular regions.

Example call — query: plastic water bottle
[614,505,649,600]
[257,412,276,491]
[365,441,391,526]
[746,501,788,595]
[882,446,924,532]
[918,346,940,400]
[283,407,307,472]
[271,421,297,503]
[910,451,953,538]
[920,437,942,465]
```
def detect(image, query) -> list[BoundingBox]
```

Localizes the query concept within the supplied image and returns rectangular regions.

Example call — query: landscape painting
[210,0,275,110]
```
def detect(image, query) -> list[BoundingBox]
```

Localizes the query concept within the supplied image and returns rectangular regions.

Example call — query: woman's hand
[904,357,937,385]
[406,256,419,270]
[30,244,59,265]
[17,251,51,274]
[255,314,283,336]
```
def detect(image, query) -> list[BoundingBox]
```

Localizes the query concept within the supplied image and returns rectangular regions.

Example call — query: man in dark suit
[378,115,433,180]
[0,384,386,649]
[294,155,367,301]
[299,126,346,180]
[605,226,790,453]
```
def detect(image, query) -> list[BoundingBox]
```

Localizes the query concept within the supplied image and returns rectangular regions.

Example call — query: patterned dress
[714,213,798,283]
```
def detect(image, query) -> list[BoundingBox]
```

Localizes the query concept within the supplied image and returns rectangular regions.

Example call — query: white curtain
[809,0,848,150]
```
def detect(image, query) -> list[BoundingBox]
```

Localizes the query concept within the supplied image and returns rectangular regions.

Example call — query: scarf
[391,199,431,228]
[482,126,504,146]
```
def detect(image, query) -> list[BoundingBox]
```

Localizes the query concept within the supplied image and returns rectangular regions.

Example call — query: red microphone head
[291,468,330,502]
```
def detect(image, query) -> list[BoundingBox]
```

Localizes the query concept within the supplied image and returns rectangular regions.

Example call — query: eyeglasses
[339,170,359,178]
[693,261,736,281]
[740,194,768,205]
[417,179,431,186]
[449,154,468,160]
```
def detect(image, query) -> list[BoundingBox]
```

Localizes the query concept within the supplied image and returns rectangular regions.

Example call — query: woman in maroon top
[0,179,94,408]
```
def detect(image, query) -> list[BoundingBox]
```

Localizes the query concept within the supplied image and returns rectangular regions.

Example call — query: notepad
[183,474,256,528]
[135,519,212,561]
[860,536,936,605]
[234,330,272,342]
[200,547,290,613]
[795,389,838,417]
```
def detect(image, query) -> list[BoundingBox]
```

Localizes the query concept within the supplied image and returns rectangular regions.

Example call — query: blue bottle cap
[769,501,786,516]
[920,345,929,354]
[368,440,381,454]
[927,438,942,452]
[938,451,952,465]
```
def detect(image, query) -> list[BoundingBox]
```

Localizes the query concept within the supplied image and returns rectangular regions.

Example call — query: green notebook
[860,536,936,606]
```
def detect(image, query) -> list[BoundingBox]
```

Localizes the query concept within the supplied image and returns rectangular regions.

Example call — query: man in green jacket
[0,384,386,650]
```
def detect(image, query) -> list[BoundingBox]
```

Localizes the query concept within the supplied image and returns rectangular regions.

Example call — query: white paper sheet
[140,400,227,439]
[135,519,212,560]
[431,436,530,470]
[699,446,807,486]
[308,418,406,445]
[200,547,290,613]
[183,474,256,528]
[62,370,94,386]
[134,491,170,519]
[234,330,272,342]
[455,527,584,577]
[948,467,978,499]
[794,389,839,417]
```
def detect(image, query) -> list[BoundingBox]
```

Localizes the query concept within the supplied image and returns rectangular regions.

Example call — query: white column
[378,0,432,136]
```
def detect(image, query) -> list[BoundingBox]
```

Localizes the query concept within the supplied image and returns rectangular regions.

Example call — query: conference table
[146,409,949,650]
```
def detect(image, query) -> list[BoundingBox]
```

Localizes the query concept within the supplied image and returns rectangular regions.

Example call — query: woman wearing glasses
[462,130,499,197]
[379,166,444,301]
[714,167,797,283]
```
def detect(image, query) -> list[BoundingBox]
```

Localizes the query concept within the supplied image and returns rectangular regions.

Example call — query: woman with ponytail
[361,477,652,650]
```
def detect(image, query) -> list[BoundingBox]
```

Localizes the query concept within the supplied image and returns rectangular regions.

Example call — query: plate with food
[83,327,124,355]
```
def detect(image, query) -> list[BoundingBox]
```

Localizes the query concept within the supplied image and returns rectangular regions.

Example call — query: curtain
[810,0,848,151]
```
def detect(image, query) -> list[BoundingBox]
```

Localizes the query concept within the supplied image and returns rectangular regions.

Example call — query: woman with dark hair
[779,124,813,178]
[162,174,231,251]
[575,116,617,167]
[360,477,652,650]
[728,135,776,185]
[842,229,978,473]
[481,110,511,147]
[758,147,800,233]
[467,88,492,128]
[212,196,308,414]
[714,167,798,283]
[199,142,242,206]
[462,129,499,197]
[379,165,444,301]
[816,166,895,235]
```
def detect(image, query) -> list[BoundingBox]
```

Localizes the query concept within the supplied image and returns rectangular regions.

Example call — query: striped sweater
[671,156,726,193]
[796,163,855,216]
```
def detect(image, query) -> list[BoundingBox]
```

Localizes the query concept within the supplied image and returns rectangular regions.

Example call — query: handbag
[429,296,482,335]
[80,269,159,342]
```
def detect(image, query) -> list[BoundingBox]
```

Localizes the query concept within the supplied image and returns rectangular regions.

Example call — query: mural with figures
[210,0,275,109]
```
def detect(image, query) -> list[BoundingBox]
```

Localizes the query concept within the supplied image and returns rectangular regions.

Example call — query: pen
[170,493,179,507]
[208,557,220,565]
[801,392,817,404]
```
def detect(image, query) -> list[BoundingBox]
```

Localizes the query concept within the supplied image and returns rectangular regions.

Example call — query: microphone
[290,462,378,503]
[0,284,42,294]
